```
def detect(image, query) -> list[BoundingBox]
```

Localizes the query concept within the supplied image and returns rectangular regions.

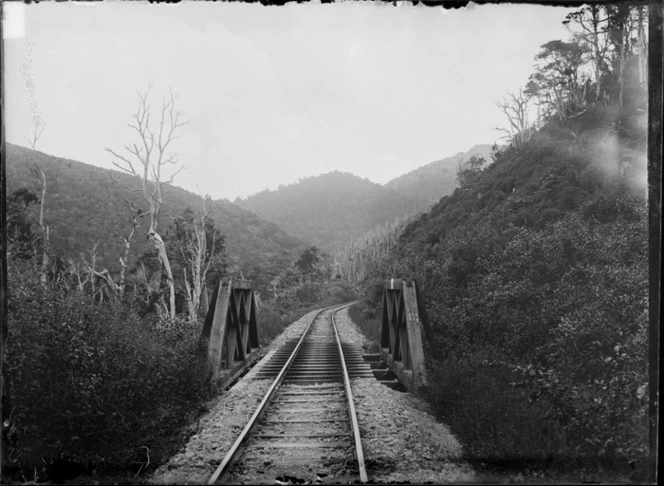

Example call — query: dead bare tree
[66,259,88,294]
[496,88,532,148]
[116,202,140,300]
[105,83,187,321]
[83,242,121,303]
[19,39,50,284]
[19,39,46,151]
[169,195,223,321]
[27,166,50,285]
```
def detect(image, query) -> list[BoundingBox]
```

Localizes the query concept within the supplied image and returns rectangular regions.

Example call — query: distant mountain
[236,171,417,252]
[384,144,494,212]
[5,143,307,274]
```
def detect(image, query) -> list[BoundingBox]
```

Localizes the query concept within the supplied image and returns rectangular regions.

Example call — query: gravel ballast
[150,305,474,484]
[335,307,474,484]
[150,310,320,485]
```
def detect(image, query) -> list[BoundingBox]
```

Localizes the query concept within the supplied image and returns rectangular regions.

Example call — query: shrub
[6,260,211,479]
[394,204,647,474]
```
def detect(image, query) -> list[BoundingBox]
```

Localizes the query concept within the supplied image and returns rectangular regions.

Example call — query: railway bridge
[151,278,473,485]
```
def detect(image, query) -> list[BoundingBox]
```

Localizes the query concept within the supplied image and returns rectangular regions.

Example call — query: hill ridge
[5,142,308,275]
[236,170,418,252]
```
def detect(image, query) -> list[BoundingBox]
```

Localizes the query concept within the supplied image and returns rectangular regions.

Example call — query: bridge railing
[200,278,260,381]
[381,278,427,390]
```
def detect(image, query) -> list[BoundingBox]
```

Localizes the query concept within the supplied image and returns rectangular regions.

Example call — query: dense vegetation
[237,171,418,252]
[5,143,306,275]
[237,146,495,254]
[355,102,648,480]
[4,208,353,483]
[4,145,355,483]
[5,259,211,482]
[384,144,493,211]
[348,4,650,481]
[2,3,653,484]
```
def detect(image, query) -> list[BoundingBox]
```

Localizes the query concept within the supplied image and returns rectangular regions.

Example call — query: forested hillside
[349,4,651,480]
[384,144,493,211]
[237,171,418,251]
[5,143,306,274]
[357,101,648,479]
[4,142,354,482]
[237,146,494,252]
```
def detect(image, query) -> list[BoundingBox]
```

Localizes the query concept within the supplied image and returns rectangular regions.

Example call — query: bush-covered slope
[384,144,493,212]
[399,107,646,249]
[237,171,417,252]
[360,103,648,476]
[5,143,307,273]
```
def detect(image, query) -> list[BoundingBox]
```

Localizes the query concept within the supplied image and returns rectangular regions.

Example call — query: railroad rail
[207,303,371,484]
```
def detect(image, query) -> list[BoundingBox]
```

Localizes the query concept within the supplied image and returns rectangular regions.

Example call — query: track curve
[208,303,370,484]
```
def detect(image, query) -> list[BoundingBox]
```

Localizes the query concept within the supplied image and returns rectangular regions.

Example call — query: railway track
[208,303,374,484]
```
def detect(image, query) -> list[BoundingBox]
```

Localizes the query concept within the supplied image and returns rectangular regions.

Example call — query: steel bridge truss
[381,278,427,390]
[201,278,260,380]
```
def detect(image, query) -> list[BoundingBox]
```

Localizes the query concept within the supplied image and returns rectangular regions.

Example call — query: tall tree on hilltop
[531,39,585,120]
[564,5,611,101]
[565,4,648,106]
[634,6,648,92]
[607,4,631,107]
[106,83,187,321]
[496,88,532,147]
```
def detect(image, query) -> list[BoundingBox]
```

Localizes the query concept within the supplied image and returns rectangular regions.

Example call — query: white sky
[3,1,575,200]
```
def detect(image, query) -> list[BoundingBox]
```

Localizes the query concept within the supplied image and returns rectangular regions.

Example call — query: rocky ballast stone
[335,306,474,484]
[150,306,474,484]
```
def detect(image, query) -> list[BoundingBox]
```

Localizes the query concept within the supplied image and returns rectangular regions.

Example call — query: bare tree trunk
[154,295,169,321]
[637,6,648,92]
[34,167,50,286]
[149,230,176,320]
[118,212,138,300]
[179,199,218,321]
[106,84,186,322]
[591,6,604,101]
[200,282,209,316]
[619,20,626,107]
[183,271,194,320]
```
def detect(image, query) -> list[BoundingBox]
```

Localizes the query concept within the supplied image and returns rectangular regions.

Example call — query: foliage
[385,144,494,212]
[358,99,648,478]
[257,280,356,346]
[531,39,586,120]
[237,171,418,252]
[295,246,321,281]
[5,143,305,277]
[347,303,381,353]
[166,205,226,320]
[500,4,648,150]
[6,188,39,260]
[456,156,487,188]
[5,259,212,480]
[332,215,413,284]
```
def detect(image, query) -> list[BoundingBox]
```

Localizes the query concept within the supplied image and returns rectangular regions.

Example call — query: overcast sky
[4,1,575,201]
